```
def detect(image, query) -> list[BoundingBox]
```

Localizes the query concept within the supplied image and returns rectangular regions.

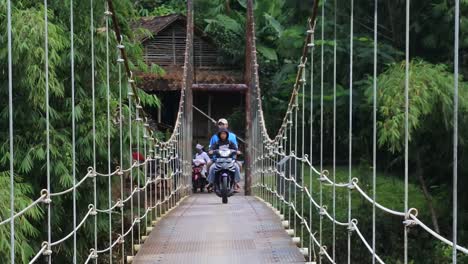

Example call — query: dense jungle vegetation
[1,0,467,263]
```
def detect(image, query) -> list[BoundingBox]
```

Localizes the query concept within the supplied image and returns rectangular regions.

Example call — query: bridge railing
[246,0,467,263]
[2,0,192,262]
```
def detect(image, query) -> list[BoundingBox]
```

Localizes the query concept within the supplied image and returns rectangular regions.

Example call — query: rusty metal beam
[192,84,247,92]
[184,0,194,173]
[243,0,255,196]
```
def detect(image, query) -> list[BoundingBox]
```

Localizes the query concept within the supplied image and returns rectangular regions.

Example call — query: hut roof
[134,14,207,42]
[133,15,244,92]
[137,66,244,92]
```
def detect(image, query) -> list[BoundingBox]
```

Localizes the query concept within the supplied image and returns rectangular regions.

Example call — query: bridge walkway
[133,191,306,264]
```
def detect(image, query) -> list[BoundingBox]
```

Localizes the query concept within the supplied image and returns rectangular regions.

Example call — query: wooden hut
[134,14,246,144]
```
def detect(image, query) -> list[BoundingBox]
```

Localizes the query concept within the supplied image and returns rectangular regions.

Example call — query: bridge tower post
[184,0,194,187]
[244,0,256,196]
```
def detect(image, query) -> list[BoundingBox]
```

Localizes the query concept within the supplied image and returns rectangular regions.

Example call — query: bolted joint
[88,166,96,178]
[89,204,97,216]
[42,242,52,256]
[41,189,52,204]
[89,248,98,259]
[319,206,327,216]
[300,217,307,225]
[403,219,418,227]
[348,219,358,233]
[404,208,419,227]
[319,246,327,255]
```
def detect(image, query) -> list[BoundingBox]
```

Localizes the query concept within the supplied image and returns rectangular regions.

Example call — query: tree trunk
[416,151,440,234]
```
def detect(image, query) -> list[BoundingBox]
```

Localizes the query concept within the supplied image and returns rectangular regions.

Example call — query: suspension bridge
[2,0,466,263]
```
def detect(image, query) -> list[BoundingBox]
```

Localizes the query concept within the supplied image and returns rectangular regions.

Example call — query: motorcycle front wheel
[222,177,228,204]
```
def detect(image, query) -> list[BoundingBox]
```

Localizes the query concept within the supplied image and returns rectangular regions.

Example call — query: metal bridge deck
[134,193,306,264]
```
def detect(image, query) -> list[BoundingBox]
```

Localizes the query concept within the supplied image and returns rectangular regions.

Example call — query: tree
[369,59,468,234]
[0,0,158,261]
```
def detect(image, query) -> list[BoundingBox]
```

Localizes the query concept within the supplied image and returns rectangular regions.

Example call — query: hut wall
[143,21,223,69]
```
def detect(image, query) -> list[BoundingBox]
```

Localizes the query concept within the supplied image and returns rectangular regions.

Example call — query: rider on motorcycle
[194,144,210,176]
[208,118,241,190]
[209,118,238,148]
[206,128,241,190]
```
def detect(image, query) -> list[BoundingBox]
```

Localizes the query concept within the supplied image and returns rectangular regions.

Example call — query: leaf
[215,14,243,34]
[236,0,247,8]
[257,44,278,61]
[264,14,283,37]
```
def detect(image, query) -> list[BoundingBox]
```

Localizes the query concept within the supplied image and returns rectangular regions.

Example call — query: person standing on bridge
[194,144,210,177]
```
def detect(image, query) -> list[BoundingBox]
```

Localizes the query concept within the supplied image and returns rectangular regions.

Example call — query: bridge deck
[134,193,306,264]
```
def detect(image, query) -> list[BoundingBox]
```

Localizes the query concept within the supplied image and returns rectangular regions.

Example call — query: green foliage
[256,44,278,61]
[0,174,43,263]
[298,167,452,263]
[205,14,243,34]
[369,60,468,153]
[1,0,468,261]
[137,88,161,108]
[0,0,156,261]
[134,0,186,17]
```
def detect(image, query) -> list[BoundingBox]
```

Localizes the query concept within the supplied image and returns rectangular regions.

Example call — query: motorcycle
[192,159,207,193]
[211,149,238,204]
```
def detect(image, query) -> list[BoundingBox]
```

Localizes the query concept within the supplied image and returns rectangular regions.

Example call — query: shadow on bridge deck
[133,192,306,263]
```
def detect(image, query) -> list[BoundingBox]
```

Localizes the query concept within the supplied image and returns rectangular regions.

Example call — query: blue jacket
[209,131,238,148]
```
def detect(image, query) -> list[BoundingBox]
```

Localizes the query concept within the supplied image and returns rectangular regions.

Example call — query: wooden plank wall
[143,21,223,68]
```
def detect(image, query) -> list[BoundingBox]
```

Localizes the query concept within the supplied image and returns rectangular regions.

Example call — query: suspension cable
[319,1,325,262]
[70,0,77,261]
[44,0,52,262]
[332,0,337,260]
[372,0,378,262]
[453,0,460,262]
[90,0,98,262]
[105,4,113,261]
[348,0,354,263]
[7,1,14,261]
[308,17,316,261]
[404,0,410,263]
